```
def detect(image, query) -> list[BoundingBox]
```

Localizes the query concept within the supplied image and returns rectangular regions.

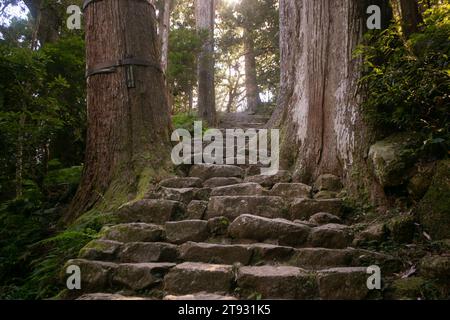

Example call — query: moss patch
[416,160,450,240]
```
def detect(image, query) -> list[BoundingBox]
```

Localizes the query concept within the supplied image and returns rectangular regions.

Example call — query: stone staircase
[65,114,401,300]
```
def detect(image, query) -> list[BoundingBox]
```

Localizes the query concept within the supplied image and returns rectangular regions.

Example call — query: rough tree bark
[244,28,261,114]
[196,0,217,126]
[67,0,172,223]
[270,0,391,201]
[398,0,423,37]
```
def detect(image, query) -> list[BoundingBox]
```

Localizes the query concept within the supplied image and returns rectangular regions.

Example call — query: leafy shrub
[357,5,450,154]
[43,166,82,189]
[172,112,208,134]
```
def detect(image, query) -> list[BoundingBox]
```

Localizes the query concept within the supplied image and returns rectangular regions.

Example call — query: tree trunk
[271,0,391,202]
[188,86,194,113]
[159,0,171,72]
[67,0,172,223]
[398,0,422,37]
[24,0,61,46]
[15,113,26,198]
[196,0,216,126]
[244,28,261,115]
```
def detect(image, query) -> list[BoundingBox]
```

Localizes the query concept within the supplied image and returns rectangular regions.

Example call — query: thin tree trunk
[271,0,391,202]
[196,0,217,126]
[15,113,26,198]
[67,0,172,222]
[188,86,194,113]
[398,0,422,37]
[244,28,261,115]
[160,0,171,72]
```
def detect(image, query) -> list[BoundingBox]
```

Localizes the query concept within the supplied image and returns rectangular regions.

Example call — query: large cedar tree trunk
[271,0,391,201]
[244,28,261,114]
[67,0,172,222]
[196,0,217,126]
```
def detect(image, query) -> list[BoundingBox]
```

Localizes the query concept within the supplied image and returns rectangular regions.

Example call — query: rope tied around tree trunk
[86,58,163,88]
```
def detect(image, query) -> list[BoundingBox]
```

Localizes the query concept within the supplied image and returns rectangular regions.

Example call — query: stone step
[178,242,294,265]
[236,266,317,299]
[309,212,343,225]
[228,214,311,247]
[65,259,175,293]
[163,262,234,295]
[203,177,243,188]
[189,164,244,180]
[165,220,210,244]
[77,293,151,300]
[164,293,237,300]
[117,242,179,263]
[186,200,208,220]
[116,199,185,224]
[210,182,267,197]
[206,196,287,220]
[289,198,343,220]
[80,237,396,273]
[308,223,353,249]
[317,267,370,300]
[159,177,203,189]
[237,266,372,300]
[244,170,292,188]
[99,223,165,243]
[148,187,200,204]
[228,214,352,249]
[269,183,312,198]
[289,248,400,271]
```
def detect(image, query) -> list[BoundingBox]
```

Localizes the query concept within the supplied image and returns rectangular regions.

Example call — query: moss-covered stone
[420,255,450,280]
[368,133,420,188]
[353,223,388,246]
[386,215,416,243]
[407,163,436,200]
[388,277,431,300]
[416,160,450,240]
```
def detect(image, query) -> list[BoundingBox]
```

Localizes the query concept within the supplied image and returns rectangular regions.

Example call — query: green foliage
[168,28,202,113]
[43,166,82,189]
[357,5,450,153]
[0,33,86,200]
[172,112,207,134]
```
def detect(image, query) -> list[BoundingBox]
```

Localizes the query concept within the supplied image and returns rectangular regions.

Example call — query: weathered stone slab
[206,196,287,220]
[100,223,165,243]
[113,263,175,291]
[116,200,185,224]
[118,242,179,263]
[190,164,244,180]
[237,266,317,299]
[290,198,343,220]
[165,220,209,244]
[164,262,234,295]
[228,214,311,247]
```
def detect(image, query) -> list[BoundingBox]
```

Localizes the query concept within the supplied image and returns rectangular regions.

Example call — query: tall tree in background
[240,0,261,114]
[243,27,261,114]
[159,0,172,72]
[67,0,172,222]
[398,0,423,37]
[196,0,216,125]
[20,0,83,46]
[272,0,392,201]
